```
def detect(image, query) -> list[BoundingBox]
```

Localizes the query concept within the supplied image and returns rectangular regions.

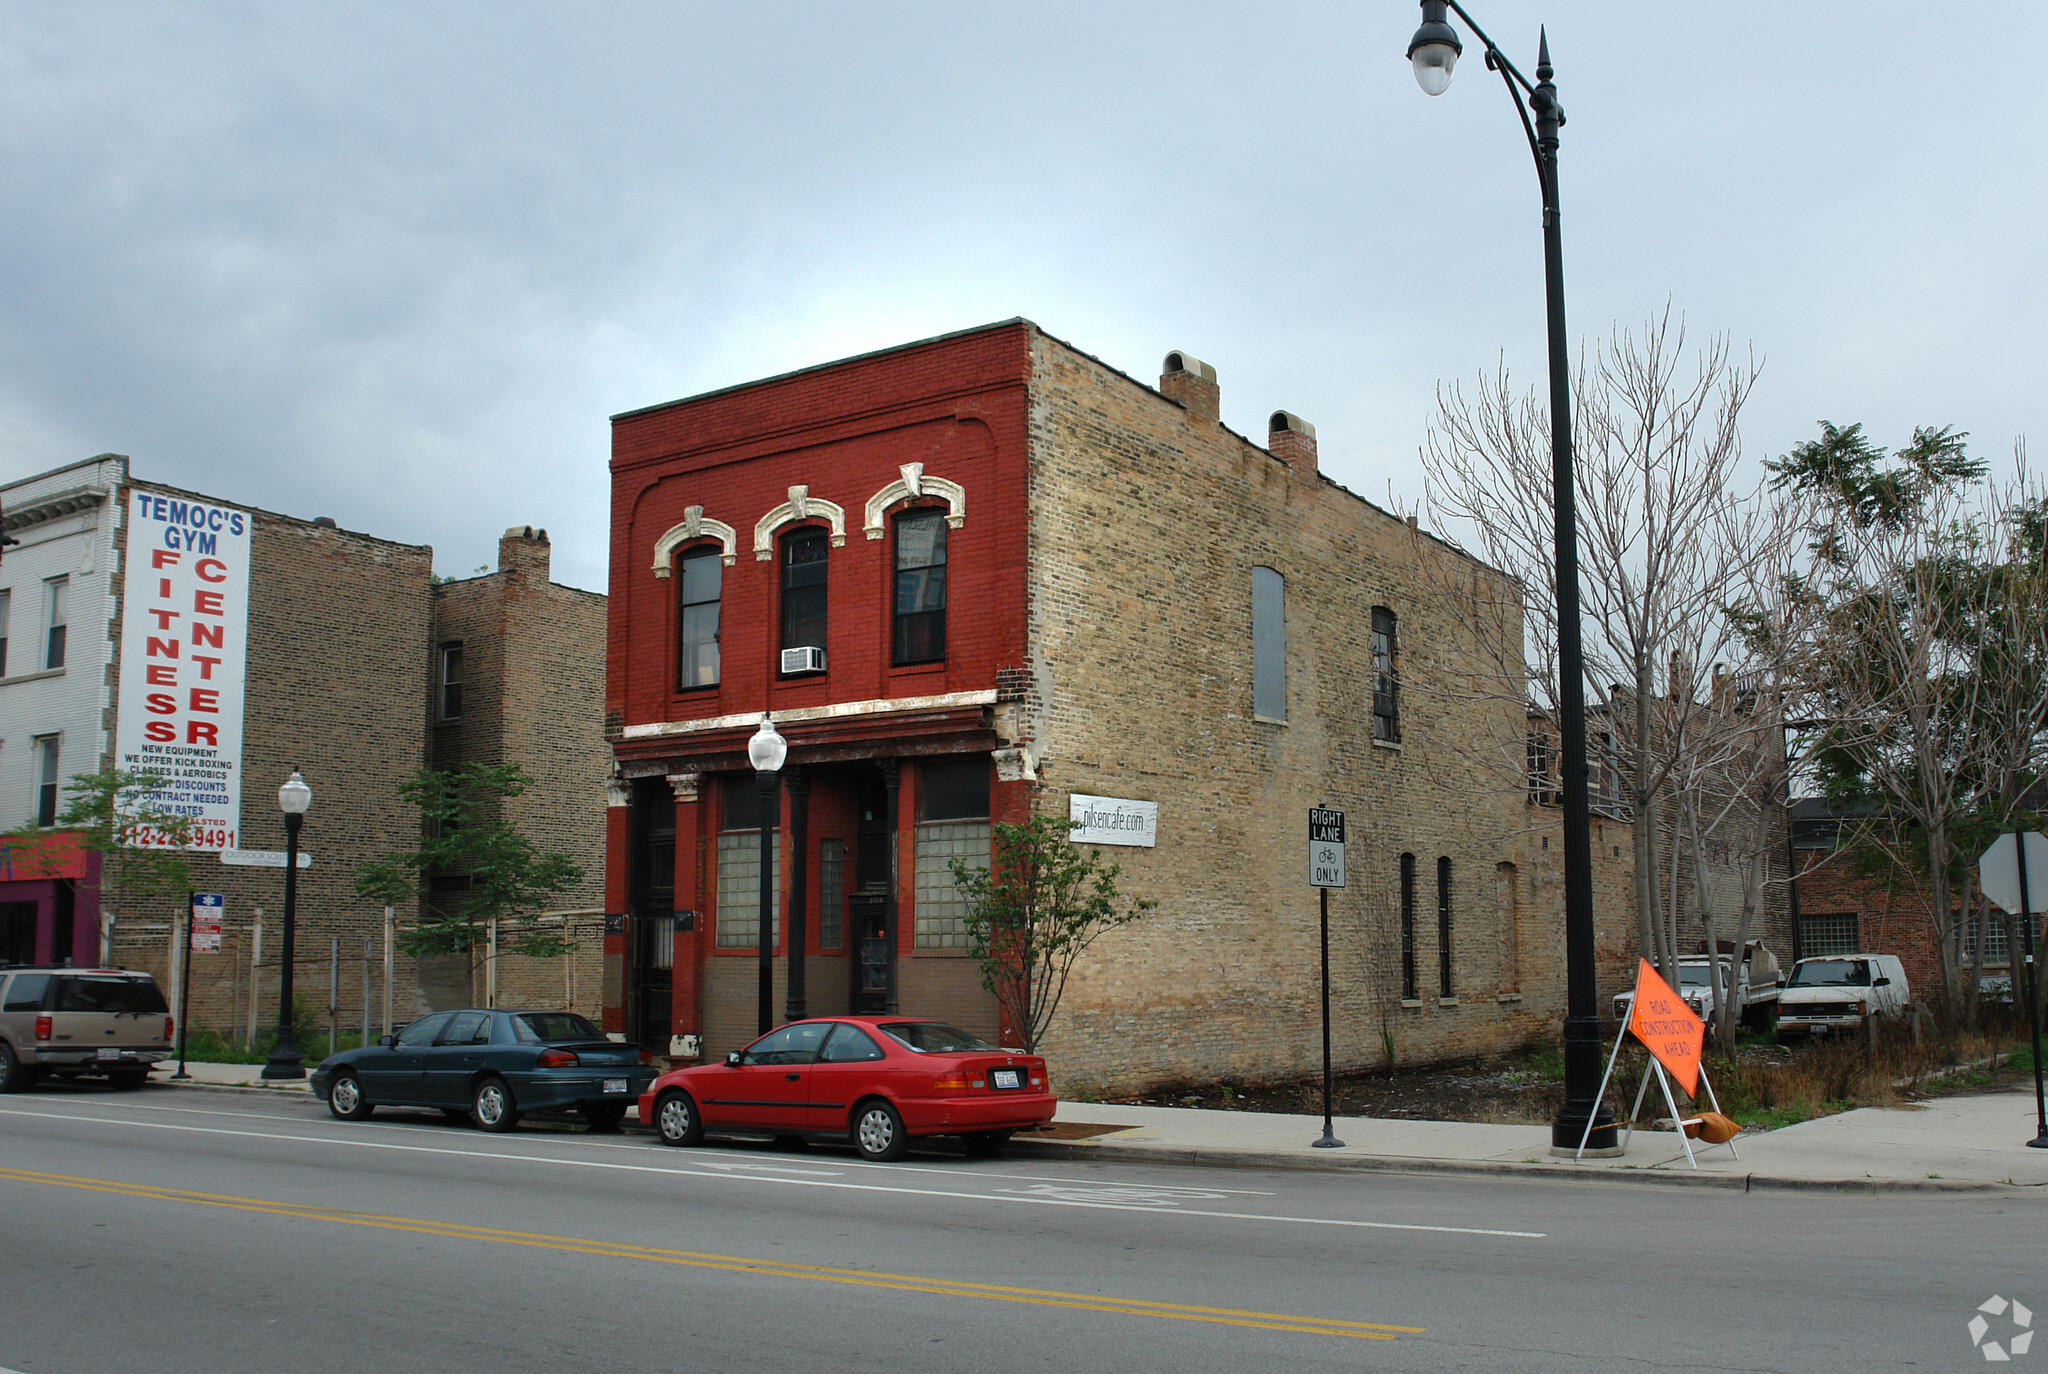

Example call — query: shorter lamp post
[260,770,312,1080]
[748,717,787,1037]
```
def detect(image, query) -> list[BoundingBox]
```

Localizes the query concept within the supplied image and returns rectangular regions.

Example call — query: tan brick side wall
[894,955,998,1043]
[1020,334,1554,1096]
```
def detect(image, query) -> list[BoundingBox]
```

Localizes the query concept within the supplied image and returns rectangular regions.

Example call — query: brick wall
[1020,331,1554,1095]
[428,526,608,1012]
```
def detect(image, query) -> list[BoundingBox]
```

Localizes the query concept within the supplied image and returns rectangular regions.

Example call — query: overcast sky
[3,2,2041,592]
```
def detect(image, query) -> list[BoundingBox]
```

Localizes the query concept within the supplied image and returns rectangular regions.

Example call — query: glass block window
[715,832,781,950]
[913,821,988,950]
[1798,911,1858,959]
[818,839,845,951]
[1955,912,2010,965]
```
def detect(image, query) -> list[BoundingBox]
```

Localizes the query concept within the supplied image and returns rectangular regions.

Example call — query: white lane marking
[66,1099,1286,1193]
[0,1106,1544,1239]
[998,1184,1231,1207]
[688,1160,843,1176]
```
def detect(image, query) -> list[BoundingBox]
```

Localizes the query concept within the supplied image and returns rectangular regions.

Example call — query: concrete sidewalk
[146,1061,2048,1194]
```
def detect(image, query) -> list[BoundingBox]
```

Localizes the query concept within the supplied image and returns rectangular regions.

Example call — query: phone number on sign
[130,827,236,850]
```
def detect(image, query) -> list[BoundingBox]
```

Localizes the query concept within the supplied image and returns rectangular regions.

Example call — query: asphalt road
[0,1083,2039,1373]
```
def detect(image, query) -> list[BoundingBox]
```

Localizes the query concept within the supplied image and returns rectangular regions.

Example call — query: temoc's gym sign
[114,493,252,851]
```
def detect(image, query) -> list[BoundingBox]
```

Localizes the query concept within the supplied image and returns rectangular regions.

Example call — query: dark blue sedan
[310,1009,657,1132]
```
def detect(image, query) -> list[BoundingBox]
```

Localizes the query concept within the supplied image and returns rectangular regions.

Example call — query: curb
[1000,1135,2026,1195]
[151,1078,314,1098]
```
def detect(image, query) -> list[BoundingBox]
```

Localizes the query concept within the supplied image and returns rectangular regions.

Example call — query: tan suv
[0,966,173,1091]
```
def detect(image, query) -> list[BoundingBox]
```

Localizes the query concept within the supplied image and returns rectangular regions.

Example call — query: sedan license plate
[602,1078,628,1094]
[97,1048,122,1062]
[989,1068,1022,1091]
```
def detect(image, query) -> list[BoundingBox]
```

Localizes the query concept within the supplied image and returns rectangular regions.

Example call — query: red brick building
[605,320,1565,1093]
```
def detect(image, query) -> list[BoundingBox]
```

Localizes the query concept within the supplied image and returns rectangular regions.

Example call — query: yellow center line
[0,1165,1422,1341]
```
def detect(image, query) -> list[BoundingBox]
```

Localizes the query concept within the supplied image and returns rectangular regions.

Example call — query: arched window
[893,508,948,665]
[1399,852,1418,1000]
[676,546,721,689]
[780,528,828,659]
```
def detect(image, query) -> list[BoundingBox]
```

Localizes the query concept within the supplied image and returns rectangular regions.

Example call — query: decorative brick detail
[650,505,739,575]
[752,485,847,559]
[862,463,967,539]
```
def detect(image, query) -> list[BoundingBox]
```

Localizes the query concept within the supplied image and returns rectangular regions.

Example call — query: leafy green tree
[1770,424,2048,1017]
[949,813,1154,1053]
[354,763,582,961]
[5,768,198,958]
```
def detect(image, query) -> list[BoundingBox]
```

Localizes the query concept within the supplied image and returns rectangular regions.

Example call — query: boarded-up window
[1252,566,1285,721]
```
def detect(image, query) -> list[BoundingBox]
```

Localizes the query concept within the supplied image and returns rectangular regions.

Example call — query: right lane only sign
[1309,807,1346,889]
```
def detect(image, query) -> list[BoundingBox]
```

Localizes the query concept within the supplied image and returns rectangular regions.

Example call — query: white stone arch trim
[863,463,967,540]
[651,506,738,576]
[753,486,847,561]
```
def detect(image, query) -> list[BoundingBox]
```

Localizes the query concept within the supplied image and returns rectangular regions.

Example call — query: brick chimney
[499,524,551,580]
[1159,350,1219,422]
[1268,410,1317,478]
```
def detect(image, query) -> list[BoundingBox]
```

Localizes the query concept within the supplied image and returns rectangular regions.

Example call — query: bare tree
[1410,307,1806,992]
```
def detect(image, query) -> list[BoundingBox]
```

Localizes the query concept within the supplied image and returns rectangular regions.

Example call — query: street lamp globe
[1408,4,1463,95]
[278,770,312,815]
[747,716,787,775]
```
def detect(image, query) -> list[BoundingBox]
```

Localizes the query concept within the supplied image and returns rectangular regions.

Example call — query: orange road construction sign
[1627,959,1705,1097]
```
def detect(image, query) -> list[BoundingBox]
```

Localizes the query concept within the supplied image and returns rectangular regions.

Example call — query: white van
[1776,954,1910,1040]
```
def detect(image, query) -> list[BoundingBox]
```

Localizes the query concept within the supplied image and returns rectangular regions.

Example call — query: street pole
[1407,1,1615,1153]
[2013,826,2047,1150]
[757,771,777,1036]
[785,767,809,1024]
[262,771,311,1081]
[1314,885,1343,1148]
[172,893,193,1080]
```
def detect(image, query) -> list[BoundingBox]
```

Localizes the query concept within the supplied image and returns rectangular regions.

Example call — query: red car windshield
[880,1022,994,1053]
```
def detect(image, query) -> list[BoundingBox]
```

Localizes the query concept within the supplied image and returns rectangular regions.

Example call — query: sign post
[1977,831,2048,1150]
[1308,807,1347,1149]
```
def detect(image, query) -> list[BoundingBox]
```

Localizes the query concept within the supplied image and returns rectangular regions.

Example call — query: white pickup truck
[1775,954,1910,1040]
[1611,945,1784,1033]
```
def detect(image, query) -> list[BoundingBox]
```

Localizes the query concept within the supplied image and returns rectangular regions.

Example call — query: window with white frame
[42,577,66,671]
[32,734,60,827]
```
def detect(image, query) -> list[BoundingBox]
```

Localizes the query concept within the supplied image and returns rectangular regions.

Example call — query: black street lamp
[1408,0,1617,1153]
[260,769,312,1081]
[747,716,786,1037]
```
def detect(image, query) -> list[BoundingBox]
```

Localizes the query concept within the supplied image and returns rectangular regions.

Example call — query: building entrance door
[0,904,35,965]
[631,913,674,1051]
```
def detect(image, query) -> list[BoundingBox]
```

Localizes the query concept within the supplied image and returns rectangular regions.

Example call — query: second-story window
[1252,566,1285,721]
[780,528,828,657]
[677,547,721,689]
[32,734,60,827]
[893,509,947,665]
[43,577,67,672]
[438,643,464,720]
[1371,606,1400,742]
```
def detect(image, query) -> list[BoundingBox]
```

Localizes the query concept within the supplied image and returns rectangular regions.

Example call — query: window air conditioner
[780,646,826,675]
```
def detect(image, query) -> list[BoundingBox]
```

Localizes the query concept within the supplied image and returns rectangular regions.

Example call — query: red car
[639,1017,1053,1161]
